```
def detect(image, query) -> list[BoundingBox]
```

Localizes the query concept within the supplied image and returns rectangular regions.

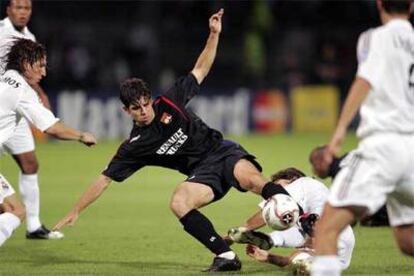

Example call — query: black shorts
[185,140,262,201]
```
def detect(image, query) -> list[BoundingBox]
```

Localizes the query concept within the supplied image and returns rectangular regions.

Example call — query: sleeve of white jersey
[356,29,386,90]
[16,89,59,132]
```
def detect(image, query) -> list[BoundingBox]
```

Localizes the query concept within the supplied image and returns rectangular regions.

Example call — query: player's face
[23,57,47,85]
[125,97,155,126]
[7,0,32,29]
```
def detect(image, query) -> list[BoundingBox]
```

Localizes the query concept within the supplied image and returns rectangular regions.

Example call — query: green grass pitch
[1,134,413,275]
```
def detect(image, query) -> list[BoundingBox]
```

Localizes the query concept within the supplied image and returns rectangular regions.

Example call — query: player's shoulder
[25,28,36,41]
[0,70,26,90]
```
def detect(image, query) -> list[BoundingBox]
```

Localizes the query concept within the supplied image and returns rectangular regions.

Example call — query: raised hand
[209,8,224,34]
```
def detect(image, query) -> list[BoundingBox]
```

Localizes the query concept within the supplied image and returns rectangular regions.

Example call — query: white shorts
[2,120,35,155]
[329,133,414,227]
[0,174,15,204]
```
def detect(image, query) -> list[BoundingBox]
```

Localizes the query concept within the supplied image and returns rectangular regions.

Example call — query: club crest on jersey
[160,112,173,124]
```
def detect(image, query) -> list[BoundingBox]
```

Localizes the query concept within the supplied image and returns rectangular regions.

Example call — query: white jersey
[259,177,329,216]
[356,19,414,138]
[259,178,355,269]
[0,70,58,147]
[0,17,36,72]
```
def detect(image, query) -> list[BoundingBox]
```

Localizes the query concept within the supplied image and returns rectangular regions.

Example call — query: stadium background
[1,1,414,275]
[4,0,411,138]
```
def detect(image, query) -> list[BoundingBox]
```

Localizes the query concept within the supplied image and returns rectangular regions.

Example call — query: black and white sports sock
[180,209,231,256]
[261,182,304,215]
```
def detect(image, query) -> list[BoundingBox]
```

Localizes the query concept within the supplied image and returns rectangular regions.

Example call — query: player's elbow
[190,69,206,85]
[44,122,62,137]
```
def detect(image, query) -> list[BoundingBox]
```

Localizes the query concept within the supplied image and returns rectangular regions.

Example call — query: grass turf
[1,133,413,275]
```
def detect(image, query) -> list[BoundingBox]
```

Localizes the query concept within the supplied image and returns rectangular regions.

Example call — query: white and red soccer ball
[262,194,300,230]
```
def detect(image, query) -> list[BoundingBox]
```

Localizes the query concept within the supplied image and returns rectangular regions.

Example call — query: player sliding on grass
[54,9,296,272]
[312,1,414,275]
[0,38,97,247]
[225,168,354,274]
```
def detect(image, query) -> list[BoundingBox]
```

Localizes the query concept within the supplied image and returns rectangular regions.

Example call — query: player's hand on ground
[53,211,79,231]
[309,145,330,178]
[79,132,97,147]
[246,244,269,262]
[209,8,223,34]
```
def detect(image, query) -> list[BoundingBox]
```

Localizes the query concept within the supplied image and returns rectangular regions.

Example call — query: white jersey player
[313,1,414,276]
[227,168,355,270]
[0,0,57,239]
[0,38,96,247]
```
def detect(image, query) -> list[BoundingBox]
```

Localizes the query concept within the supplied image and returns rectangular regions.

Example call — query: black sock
[261,182,304,215]
[261,182,289,199]
[179,209,231,256]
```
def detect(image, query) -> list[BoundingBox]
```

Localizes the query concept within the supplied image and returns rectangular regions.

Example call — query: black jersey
[103,74,223,182]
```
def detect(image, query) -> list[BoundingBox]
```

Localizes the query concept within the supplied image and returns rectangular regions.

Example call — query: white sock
[19,173,41,232]
[218,251,236,260]
[311,255,342,276]
[0,212,21,247]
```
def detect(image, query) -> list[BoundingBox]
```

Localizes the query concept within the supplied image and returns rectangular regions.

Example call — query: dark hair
[382,0,411,14]
[271,167,306,183]
[119,78,152,107]
[2,38,46,74]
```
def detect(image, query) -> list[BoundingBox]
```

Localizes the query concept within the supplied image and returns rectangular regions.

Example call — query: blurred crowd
[2,0,405,96]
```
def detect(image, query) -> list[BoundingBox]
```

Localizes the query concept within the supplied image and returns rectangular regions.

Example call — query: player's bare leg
[12,151,63,239]
[312,204,363,276]
[393,224,414,256]
[233,158,292,200]
[170,182,241,272]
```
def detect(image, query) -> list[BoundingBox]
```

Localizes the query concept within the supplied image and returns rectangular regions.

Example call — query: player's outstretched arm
[325,77,371,163]
[191,8,223,84]
[45,122,97,147]
[243,210,266,230]
[246,244,290,267]
[53,175,112,231]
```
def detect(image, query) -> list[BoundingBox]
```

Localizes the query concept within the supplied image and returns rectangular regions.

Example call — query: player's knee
[11,205,25,221]
[20,160,39,174]
[170,195,191,218]
[240,174,266,194]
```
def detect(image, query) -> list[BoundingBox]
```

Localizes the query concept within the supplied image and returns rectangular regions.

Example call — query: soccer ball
[262,194,300,230]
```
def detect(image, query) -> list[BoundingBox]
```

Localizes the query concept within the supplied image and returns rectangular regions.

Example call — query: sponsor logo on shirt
[0,76,21,88]
[129,134,141,143]
[156,128,188,155]
[160,112,173,124]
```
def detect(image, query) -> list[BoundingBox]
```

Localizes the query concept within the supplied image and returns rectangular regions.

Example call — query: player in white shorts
[0,0,57,239]
[312,1,414,276]
[226,168,355,272]
[0,38,97,247]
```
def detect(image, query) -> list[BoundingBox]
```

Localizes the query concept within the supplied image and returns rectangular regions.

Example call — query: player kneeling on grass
[225,168,354,273]
[53,9,299,272]
[0,38,97,247]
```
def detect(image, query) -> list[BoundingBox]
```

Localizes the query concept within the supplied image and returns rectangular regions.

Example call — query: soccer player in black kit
[54,9,289,272]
